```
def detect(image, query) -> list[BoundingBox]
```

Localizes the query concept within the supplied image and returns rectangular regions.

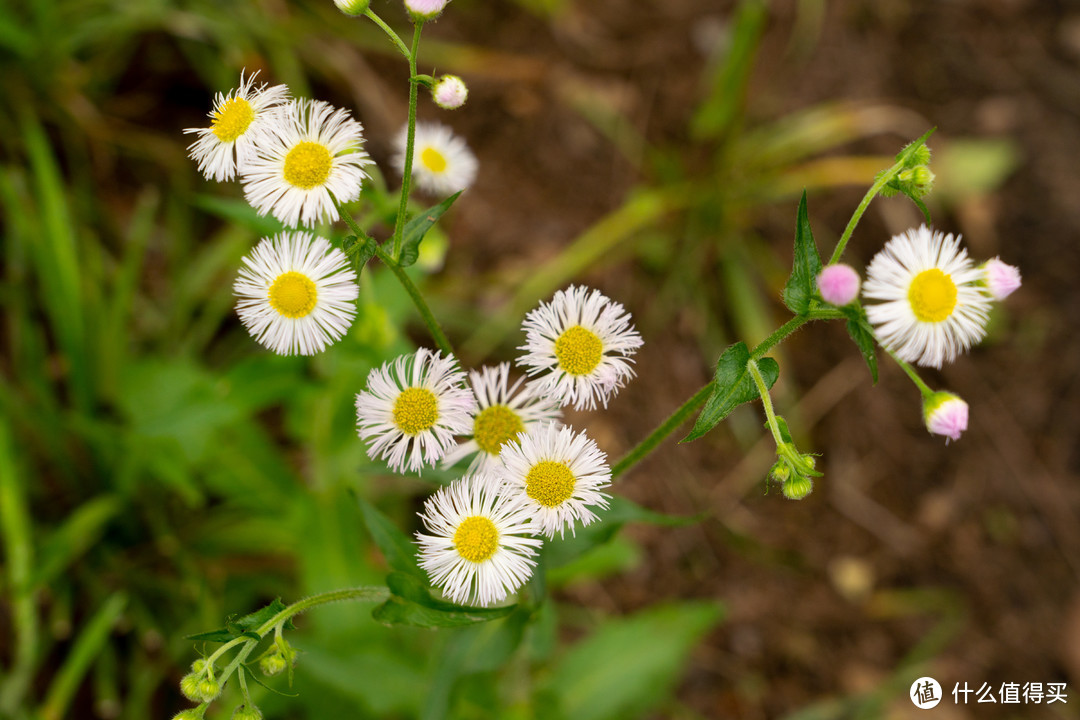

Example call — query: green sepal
[840,304,879,384]
[184,598,294,643]
[399,191,462,268]
[782,191,823,316]
[683,342,780,442]
[358,498,425,581]
[371,572,516,627]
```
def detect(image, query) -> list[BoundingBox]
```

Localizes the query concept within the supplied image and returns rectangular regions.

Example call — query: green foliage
[841,305,879,383]
[186,599,296,643]
[684,342,780,442]
[399,191,462,267]
[782,191,824,315]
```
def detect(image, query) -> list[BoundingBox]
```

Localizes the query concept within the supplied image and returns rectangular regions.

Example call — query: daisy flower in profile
[185,70,288,182]
[923,391,968,443]
[416,474,542,607]
[355,349,476,474]
[495,423,611,538]
[242,99,373,228]
[432,75,468,110]
[395,121,477,196]
[404,0,451,20]
[862,225,992,369]
[441,363,562,475]
[234,231,358,355]
[517,285,643,411]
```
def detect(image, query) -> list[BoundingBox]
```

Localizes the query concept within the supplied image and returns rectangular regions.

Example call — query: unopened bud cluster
[770,444,819,500]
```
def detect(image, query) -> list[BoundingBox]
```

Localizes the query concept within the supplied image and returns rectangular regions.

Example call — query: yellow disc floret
[420,147,448,174]
[268,271,318,318]
[211,97,255,142]
[908,268,958,323]
[473,405,525,456]
[453,515,499,563]
[283,141,333,189]
[392,387,439,436]
[554,325,603,376]
[525,460,576,508]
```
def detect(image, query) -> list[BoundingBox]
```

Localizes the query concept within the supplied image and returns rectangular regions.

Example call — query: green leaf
[184,598,293,643]
[683,343,780,442]
[399,191,462,268]
[782,191,823,315]
[371,572,515,628]
[30,495,123,589]
[841,304,879,384]
[358,498,424,580]
[908,194,932,225]
[343,234,376,273]
[543,601,725,720]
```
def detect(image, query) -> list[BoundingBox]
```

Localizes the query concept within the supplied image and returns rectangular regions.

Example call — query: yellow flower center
[283,141,333,189]
[211,97,255,142]
[908,268,958,323]
[420,147,448,174]
[554,325,603,376]
[268,271,318,318]
[453,515,499,563]
[473,405,525,456]
[392,387,439,436]
[525,460,576,508]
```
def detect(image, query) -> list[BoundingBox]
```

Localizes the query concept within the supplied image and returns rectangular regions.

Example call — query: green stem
[611,383,712,479]
[391,22,424,260]
[747,359,785,447]
[828,161,902,265]
[374,245,454,356]
[886,348,934,398]
[363,8,411,58]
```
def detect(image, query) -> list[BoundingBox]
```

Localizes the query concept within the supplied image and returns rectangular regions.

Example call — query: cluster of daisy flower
[184,69,477,356]
[355,286,643,606]
[815,224,1021,442]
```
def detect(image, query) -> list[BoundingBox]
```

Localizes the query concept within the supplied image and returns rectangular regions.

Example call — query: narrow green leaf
[544,601,725,720]
[841,305,879,384]
[232,598,293,632]
[372,572,515,628]
[782,191,823,315]
[192,194,284,237]
[399,191,462,268]
[30,495,122,589]
[184,598,293,643]
[683,343,780,442]
[343,234,377,273]
[358,498,424,580]
[908,193,932,225]
[690,0,767,139]
[896,127,936,164]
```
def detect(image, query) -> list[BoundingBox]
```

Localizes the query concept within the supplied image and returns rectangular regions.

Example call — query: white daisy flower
[517,285,643,411]
[495,423,611,538]
[184,70,289,182]
[233,231,358,355]
[441,363,562,475]
[355,349,476,474]
[395,121,477,196]
[862,225,992,369]
[241,99,373,228]
[416,474,542,607]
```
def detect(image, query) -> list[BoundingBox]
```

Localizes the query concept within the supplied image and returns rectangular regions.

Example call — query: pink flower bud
[983,257,1021,300]
[405,0,450,19]
[923,392,968,443]
[816,263,861,306]
[432,75,468,110]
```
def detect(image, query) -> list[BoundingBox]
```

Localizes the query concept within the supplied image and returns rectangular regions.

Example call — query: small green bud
[333,0,369,14]
[172,708,206,720]
[232,705,263,720]
[898,139,932,167]
[259,652,287,676]
[190,658,210,674]
[769,460,791,484]
[897,165,935,198]
[196,677,221,703]
[782,475,813,500]
[179,673,202,703]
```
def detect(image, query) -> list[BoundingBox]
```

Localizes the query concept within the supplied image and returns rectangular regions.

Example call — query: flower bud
[923,391,968,443]
[179,673,202,703]
[172,710,205,720]
[196,677,222,703]
[232,705,263,720]
[259,652,288,676]
[982,257,1021,300]
[782,475,813,500]
[432,75,468,110]
[334,0,369,13]
[897,165,935,198]
[190,659,210,675]
[769,460,791,484]
[404,0,450,20]
[816,264,861,306]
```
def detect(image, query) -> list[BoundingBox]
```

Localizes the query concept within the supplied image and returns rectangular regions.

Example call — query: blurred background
[1,0,1077,718]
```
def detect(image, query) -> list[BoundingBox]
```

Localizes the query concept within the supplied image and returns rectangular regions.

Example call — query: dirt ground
[404,0,1080,717]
